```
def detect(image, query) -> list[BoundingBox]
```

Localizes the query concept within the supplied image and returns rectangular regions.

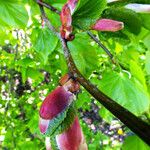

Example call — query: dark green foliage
[102,8,142,34]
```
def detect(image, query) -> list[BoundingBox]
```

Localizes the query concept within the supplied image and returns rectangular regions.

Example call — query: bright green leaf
[31,27,58,64]
[97,71,150,115]
[130,60,147,90]
[0,0,29,28]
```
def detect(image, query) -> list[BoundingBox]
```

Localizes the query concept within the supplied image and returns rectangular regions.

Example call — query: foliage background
[0,0,150,149]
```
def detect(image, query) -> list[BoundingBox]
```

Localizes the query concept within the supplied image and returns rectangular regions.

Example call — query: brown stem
[37,2,150,146]
[37,0,60,15]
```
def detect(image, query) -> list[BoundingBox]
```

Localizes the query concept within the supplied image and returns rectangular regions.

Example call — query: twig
[87,31,115,63]
[37,2,150,146]
[37,0,60,15]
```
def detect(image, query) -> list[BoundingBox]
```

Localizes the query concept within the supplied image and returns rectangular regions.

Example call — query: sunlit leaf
[0,0,29,28]
[31,27,58,64]
[97,71,150,115]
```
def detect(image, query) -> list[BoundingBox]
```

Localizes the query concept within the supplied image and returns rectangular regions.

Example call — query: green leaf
[26,67,43,81]
[140,13,150,31]
[99,107,113,123]
[103,8,142,34]
[0,0,29,28]
[68,32,99,76]
[56,104,77,135]
[97,71,150,115]
[72,0,106,29]
[129,60,147,90]
[122,135,150,150]
[143,32,150,49]
[45,103,76,136]
[145,50,150,75]
[31,27,58,64]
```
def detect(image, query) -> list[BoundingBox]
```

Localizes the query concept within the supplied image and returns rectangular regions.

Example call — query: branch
[37,2,150,146]
[37,0,60,15]
[37,1,114,61]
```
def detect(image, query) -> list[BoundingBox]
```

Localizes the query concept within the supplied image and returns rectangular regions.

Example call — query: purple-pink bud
[56,116,88,150]
[68,0,78,14]
[91,19,124,32]
[39,86,73,134]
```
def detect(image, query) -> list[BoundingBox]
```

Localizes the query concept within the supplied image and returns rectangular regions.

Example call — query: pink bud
[91,19,124,32]
[60,0,78,40]
[56,116,88,150]
[68,0,78,14]
[39,86,73,133]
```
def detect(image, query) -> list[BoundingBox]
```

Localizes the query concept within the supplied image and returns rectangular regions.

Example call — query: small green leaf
[31,27,58,64]
[0,1,29,28]
[122,135,149,150]
[97,71,150,115]
[73,0,106,29]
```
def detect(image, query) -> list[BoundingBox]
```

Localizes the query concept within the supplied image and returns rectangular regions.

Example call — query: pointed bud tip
[39,117,50,134]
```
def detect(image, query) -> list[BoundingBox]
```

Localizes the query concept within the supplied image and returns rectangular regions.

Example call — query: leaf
[99,107,113,123]
[26,67,43,81]
[122,135,149,150]
[31,27,58,64]
[72,0,106,29]
[45,103,76,136]
[0,0,29,28]
[145,50,150,75]
[68,32,99,76]
[102,8,142,34]
[129,60,147,90]
[97,71,150,115]
[56,104,77,135]
[140,13,150,31]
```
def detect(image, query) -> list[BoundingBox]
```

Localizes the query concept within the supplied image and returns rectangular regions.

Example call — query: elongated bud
[56,116,88,150]
[60,0,78,41]
[125,4,150,13]
[91,19,124,32]
[60,4,73,40]
[39,86,73,133]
